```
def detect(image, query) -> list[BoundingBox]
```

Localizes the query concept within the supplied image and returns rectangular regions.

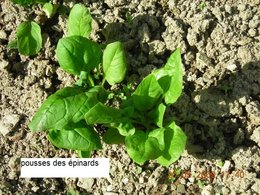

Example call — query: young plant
[15,21,42,56]
[29,4,186,166]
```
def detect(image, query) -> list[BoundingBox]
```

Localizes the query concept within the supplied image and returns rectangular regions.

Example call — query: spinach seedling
[29,3,186,166]
[15,21,42,56]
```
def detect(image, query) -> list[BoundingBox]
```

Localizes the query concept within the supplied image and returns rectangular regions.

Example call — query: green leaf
[148,128,166,151]
[36,0,49,3]
[48,127,101,151]
[29,86,107,132]
[85,103,123,124]
[68,4,92,38]
[43,3,57,18]
[103,41,127,85]
[156,121,187,166]
[125,130,162,165]
[132,74,164,111]
[112,120,135,136]
[148,103,166,128]
[153,48,183,105]
[77,150,91,158]
[103,128,125,144]
[11,0,33,5]
[11,0,48,5]
[56,36,102,75]
[16,21,42,56]
[8,39,18,49]
[67,188,80,195]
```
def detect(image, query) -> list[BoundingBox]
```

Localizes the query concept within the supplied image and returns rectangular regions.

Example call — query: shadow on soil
[103,13,259,162]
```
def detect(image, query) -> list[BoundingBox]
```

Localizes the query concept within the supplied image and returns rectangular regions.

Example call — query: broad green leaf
[148,103,166,128]
[16,21,42,56]
[68,4,92,37]
[156,121,187,166]
[29,86,107,132]
[132,74,164,111]
[56,36,102,75]
[85,103,123,124]
[48,127,101,151]
[149,128,165,151]
[125,130,162,165]
[153,48,183,105]
[103,128,125,144]
[103,41,127,85]
[112,120,135,136]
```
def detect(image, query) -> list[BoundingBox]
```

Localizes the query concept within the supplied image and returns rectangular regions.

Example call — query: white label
[20,158,109,178]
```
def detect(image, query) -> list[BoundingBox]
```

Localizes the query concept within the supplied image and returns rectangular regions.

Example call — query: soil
[0,0,259,194]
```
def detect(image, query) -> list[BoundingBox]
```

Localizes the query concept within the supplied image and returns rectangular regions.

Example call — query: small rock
[0,114,21,136]
[226,63,237,72]
[139,177,144,183]
[188,177,195,183]
[201,185,214,195]
[222,187,230,194]
[250,127,260,147]
[0,30,7,39]
[237,4,246,11]
[106,185,114,191]
[224,5,232,13]
[237,37,252,46]
[0,60,9,69]
[31,186,40,192]
[122,177,128,185]
[103,192,118,195]
[221,160,231,172]
[246,101,260,126]
[248,28,257,37]
[77,178,95,191]
[176,184,185,194]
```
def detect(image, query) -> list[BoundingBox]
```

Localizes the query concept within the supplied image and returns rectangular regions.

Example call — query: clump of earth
[0,0,259,194]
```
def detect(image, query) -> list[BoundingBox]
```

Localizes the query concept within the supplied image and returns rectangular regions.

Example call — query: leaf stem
[88,75,95,87]
[101,78,106,87]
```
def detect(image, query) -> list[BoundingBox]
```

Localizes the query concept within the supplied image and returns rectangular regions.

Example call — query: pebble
[201,185,214,195]
[139,177,144,183]
[103,192,118,195]
[0,114,21,136]
[176,184,185,194]
[226,63,237,72]
[31,186,40,192]
[221,160,231,172]
[224,5,232,14]
[250,127,260,147]
[222,186,230,194]
[0,60,9,69]
[77,178,95,191]
[0,30,7,39]
[122,177,129,185]
[106,185,114,191]
[248,29,256,37]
